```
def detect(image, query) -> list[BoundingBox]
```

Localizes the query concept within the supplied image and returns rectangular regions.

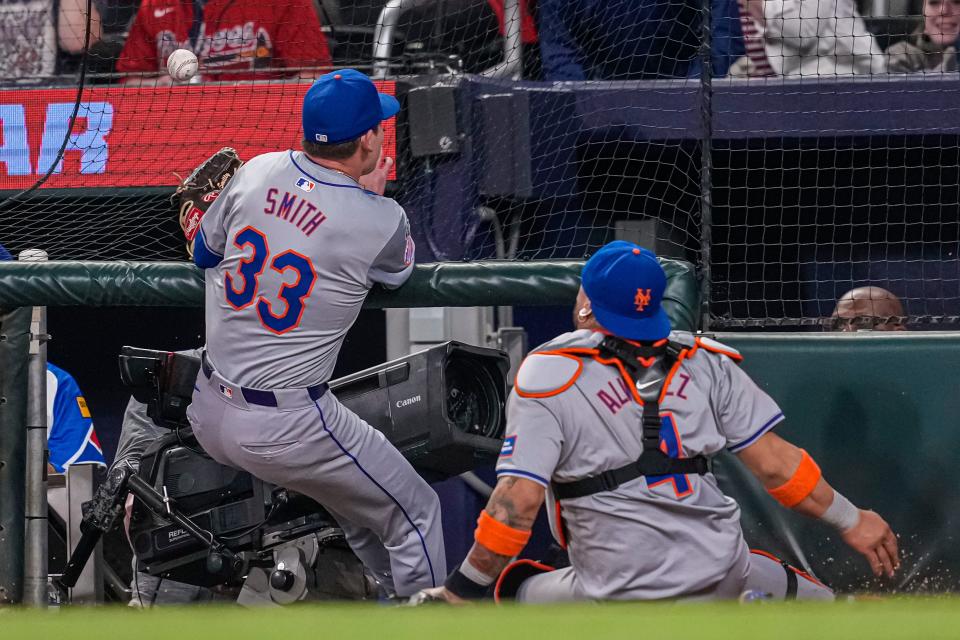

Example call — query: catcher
[416,241,899,604]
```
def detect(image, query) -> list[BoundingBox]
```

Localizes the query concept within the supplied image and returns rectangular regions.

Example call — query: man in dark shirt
[537,0,744,79]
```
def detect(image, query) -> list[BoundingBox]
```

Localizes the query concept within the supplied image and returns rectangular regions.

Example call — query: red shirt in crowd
[116,0,332,81]
[486,0,538,44]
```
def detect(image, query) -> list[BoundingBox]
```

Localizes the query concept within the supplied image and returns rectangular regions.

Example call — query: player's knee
[416,487,442,528]
[381,488,441,549]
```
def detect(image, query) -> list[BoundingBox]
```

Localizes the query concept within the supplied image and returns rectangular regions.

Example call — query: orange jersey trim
[694,336,743,362]
[658,348,689,403]
[553,500,568,550]
[513,351,584,399]
[494,559,556,603]
[475,510,532,558]
[768,449,821,508]
[750,549,829,588]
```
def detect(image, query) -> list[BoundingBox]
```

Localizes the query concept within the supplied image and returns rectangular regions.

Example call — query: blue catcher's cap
[302,69,400,145]
[581,241,671,341]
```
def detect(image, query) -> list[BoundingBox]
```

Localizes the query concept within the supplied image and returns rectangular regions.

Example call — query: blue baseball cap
[302,69,400,145]
[581,241,670,341]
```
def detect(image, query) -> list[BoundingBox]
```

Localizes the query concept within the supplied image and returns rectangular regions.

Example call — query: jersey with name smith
[198,150,413,389]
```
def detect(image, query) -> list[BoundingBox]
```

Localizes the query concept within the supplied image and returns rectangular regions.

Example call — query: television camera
[60,342,509,604]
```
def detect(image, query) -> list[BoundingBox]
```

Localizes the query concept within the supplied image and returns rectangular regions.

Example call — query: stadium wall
[716,332,960,592]
[1,261,957,591]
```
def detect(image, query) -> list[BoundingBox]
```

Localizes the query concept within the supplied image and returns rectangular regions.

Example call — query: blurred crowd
[0,0,957,85]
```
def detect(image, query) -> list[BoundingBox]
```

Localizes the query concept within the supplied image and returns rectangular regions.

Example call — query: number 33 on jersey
[224,226,316,334]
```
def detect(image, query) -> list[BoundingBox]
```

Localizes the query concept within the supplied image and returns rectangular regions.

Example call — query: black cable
[0,0,94,211]
[218,501,279,541]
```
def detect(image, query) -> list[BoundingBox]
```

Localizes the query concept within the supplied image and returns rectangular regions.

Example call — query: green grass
[2,598,960,640]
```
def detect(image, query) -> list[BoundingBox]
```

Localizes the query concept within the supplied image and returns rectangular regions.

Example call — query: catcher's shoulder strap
[514,350,586,399]
[551,335,709,501]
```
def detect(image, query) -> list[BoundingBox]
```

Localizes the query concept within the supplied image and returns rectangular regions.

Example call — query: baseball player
[186,69,444,598]
[0,244,104,474]
[418,241,899,603]
[46,363,106,474]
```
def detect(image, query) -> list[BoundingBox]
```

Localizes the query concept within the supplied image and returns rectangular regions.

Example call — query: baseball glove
[174,147,243,257]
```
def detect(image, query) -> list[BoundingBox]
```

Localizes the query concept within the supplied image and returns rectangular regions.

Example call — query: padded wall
[714,332,960,592]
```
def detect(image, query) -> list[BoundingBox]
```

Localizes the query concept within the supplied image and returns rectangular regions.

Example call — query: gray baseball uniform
[497,329,833,602]
[187,150,445,597]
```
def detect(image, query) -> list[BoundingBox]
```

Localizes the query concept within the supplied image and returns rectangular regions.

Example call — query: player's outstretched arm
[736,431,900,578]
[413,476,545,604]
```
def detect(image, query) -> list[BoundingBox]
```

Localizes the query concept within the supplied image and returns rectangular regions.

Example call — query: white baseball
[17,248,48,262]
[167,49,199,82]
[17,249,47,262]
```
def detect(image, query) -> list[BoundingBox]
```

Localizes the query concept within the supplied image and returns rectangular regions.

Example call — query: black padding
[495,561,555,601]
[783,561,799,600]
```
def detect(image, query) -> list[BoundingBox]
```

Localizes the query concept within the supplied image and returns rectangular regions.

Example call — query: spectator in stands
[115,0,332,84]
[885,0,959,73]
[485,0,541,78]
[0,0,102,82]
[738,0,886,77]
[829,286,907,331]
[728,0,776,76]
[537,0,746,79]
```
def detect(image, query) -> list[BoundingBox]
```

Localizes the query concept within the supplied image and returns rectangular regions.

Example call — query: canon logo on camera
[395,395,421,408]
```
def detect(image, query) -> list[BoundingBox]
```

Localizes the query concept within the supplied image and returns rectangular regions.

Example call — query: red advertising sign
[0,81,397,190]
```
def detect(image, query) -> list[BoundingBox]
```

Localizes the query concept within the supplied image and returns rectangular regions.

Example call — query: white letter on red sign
[0,105,31,176]
[38,102,114,175]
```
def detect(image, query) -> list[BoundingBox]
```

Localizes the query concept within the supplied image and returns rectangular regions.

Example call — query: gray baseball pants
[187,364,446,597]
[516,548,833,602]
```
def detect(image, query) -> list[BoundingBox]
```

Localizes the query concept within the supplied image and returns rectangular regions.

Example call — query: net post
[20,249,49,608]
[698,0,714,331]
[502,0,523,79]
[0,306,30,605]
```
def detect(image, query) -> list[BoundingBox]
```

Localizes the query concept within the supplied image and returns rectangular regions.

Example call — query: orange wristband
[475,511,531,557]
[768,449,822,508]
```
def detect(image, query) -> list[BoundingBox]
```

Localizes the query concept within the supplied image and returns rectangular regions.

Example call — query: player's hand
[407,586,466,606]
[359,156,393,196]
[841,509,899,578]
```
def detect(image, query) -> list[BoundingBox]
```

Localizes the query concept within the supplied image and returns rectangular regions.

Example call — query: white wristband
[821,491,860,532]
[459,559,496,586]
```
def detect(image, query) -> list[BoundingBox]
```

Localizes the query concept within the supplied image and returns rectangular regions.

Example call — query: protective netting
[1,0,959,327]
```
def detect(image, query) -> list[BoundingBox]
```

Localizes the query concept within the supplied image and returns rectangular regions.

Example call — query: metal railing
[372,0,522,79]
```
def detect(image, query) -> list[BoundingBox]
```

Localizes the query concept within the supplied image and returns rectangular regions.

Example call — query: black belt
[201,353,328,407]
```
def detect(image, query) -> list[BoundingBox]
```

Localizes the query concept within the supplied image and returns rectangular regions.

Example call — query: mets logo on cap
[296,177,316,192]
[635,288,652,312]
